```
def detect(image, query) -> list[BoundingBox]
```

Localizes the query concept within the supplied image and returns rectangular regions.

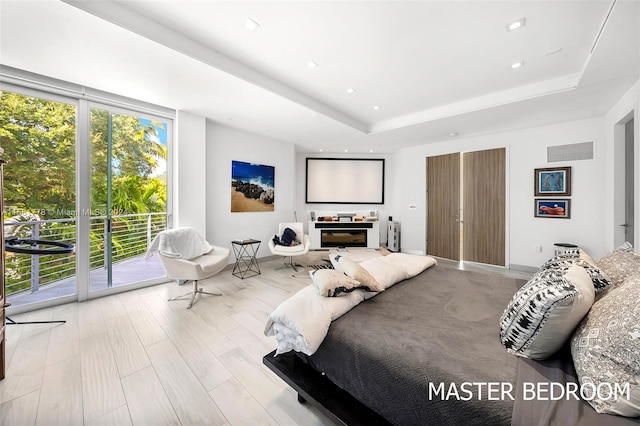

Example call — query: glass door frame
[1,82,80,312]
[79,100,173,302]
[1,79,173,313]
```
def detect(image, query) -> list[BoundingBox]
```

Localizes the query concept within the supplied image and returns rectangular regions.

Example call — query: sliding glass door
[1,89,78,307]
[1,85,173,311]
[89,105,170,293]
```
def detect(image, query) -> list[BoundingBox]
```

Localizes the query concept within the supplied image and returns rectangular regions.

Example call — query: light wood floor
[0,253,336,426]
[0,251,531,426]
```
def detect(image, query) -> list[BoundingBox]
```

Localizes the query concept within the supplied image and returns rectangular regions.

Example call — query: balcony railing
[4,212,167,296]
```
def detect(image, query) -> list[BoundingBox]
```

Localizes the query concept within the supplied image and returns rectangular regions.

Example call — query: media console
[309,221,380,250]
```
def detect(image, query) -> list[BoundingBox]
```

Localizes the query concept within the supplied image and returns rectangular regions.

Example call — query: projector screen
[306,158,385,204]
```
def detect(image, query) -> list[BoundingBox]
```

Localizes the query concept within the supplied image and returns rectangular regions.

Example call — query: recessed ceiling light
[346,88,355,94]
[449,132,458,137]
[307,60,319,68]
[511,61,524,69]
[344,149,348,153]
[319,149,323,152]
[373,105,381,110]
[244,18,260,31]
[506,18,525,32]
[369,149,374,153]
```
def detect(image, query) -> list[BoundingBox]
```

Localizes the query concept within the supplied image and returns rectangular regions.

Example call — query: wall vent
[547,141,593,163]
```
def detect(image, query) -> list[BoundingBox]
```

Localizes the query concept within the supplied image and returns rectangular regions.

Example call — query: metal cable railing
[4,212,166,296]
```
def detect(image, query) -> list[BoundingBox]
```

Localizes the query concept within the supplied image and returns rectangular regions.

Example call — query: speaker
[388,221,401,252]
[310,211,316,221]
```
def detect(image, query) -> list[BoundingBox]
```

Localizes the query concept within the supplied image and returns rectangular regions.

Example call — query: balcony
[4,212,168,307]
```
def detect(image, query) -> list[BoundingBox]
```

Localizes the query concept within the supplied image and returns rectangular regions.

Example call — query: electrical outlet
[534,245,542,253]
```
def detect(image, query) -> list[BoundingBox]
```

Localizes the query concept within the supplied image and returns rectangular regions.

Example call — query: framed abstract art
[534,166,571,196]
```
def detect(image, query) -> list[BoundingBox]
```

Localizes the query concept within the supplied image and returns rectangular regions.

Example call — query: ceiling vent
[547,141,594,163]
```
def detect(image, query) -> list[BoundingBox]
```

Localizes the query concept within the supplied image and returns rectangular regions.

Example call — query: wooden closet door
[463,148,505,266]
[427,153,460,260]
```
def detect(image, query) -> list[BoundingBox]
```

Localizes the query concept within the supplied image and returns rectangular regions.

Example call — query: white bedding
[145,227,212,260]
[264,253,437,355]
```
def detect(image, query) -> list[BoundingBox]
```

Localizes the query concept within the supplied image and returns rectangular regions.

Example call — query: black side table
[232,239,261,279]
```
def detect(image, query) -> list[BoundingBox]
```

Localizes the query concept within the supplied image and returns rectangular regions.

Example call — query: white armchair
[148,227,230,309]
[268,222,311,272]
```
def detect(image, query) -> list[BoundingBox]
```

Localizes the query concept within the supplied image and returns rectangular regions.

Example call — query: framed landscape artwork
[534,166,571,196]
[231,160,275,212]
[535,199,571,219]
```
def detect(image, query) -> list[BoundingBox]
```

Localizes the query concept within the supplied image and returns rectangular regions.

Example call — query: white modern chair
[268,222,311,272]
[148,227,230,309]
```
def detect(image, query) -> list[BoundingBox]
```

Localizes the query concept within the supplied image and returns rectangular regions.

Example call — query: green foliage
[1,90,169,296]
[0,91,76,214]
[1,90,167,219]
[89,108,167,214]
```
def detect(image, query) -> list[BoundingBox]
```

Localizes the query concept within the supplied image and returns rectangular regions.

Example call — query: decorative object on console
[337,212,356,222]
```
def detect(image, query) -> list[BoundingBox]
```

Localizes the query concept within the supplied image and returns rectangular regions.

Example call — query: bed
[263,251,640,425]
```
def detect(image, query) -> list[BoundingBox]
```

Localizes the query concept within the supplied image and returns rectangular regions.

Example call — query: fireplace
[309,221,379,249]
[320,229,367,248]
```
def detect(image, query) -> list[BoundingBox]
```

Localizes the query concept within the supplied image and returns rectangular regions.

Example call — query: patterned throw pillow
[595,249,640,288]
[329,254,384,293]
[571,275,640,417]
[538,250,611,294]
[309,269,367,297]
[499,264,595,360]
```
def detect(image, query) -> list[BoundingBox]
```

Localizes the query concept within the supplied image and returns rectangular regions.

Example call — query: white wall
[389,117,609,269]
[207,122,296,259]
[175,110,207,236]
[604,80,639,251]
[295,152,391,244]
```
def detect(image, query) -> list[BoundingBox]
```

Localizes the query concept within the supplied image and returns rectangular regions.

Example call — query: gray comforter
[302,265,521,425]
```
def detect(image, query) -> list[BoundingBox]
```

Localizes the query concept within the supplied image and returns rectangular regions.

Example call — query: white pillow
[499,264,595,360]
[359,259,407,290]
[309,269,365,297]
[381,253,438,277]
[571,275,640,417]
[329,254,384,293]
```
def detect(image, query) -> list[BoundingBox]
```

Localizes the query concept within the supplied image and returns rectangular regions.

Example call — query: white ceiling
[1,0,638,153]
